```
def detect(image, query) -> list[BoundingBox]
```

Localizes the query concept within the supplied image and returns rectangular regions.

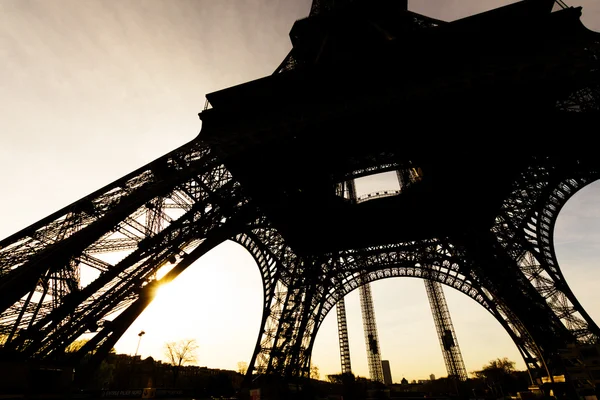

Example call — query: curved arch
[309,269,547,382]
[295,239,549,382]
[230,215,320,376]
[318,240,493,321]
[230,227,285,376]
[247,237,547,379]
[493,158,600,343]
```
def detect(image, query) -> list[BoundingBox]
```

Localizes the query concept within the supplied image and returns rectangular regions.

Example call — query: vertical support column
[336,297,352,374]
[424,279,468,381]
[347,179,357,203]
[359,282,384,383]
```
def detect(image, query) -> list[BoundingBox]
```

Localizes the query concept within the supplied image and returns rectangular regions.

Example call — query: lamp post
[134,330,145,358]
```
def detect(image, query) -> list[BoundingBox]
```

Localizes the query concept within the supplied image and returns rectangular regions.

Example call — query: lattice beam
[424,279,468,381]
[336,297,352,375]
[359,282,384,383]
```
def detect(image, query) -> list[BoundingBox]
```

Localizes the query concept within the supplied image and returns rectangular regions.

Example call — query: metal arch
[532,175,600,342]
[301,240,551,381]
[231,228,288,377]
[318,239,493,318]
[218,213,328,379]
[320,265,489,327]
[232,228,281,304]
[493,160,600,344]
[231,221,316,377]
[316,263,547,382]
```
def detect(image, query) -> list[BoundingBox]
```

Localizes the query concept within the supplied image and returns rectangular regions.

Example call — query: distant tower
[430,373,435,381]
[360,282,384,383]
[424,280,468,381]
[336,297,352,374]
[382,360,393,385]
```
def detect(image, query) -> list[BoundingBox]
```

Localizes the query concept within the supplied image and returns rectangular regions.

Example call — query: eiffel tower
[1,0,600,397]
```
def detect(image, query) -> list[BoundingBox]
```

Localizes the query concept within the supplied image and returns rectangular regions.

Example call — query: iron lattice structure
[359,283,384,383]
[1,0,600,395]
[424,280,468,381]
[335,297,352,375]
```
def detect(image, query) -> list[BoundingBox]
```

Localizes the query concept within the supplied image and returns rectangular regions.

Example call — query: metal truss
[232,218,320,378]
[336,297,352,374]
[291,239,551,382]
[3,146,598,389]
[229,234,546,380]
[0,139,254,365]
[491,158,600,344]
[2,150,599,390]
[359,282,384,383]
[229,230,553,381]
[424,280,468,381]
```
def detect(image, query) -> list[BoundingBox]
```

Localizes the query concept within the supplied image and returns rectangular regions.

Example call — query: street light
[134,330,145,358]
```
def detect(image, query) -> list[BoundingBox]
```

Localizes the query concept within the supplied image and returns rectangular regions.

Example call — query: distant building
[430,373,435,381]
[381,360,393,385]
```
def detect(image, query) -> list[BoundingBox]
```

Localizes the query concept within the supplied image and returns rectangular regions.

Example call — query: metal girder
[336,297,352,375]
[0,140,254,361]
[3,146,600,391]
[493,161,600,344]
[359,282,384,383]
[233,234,548,381]
[424,279,468,381]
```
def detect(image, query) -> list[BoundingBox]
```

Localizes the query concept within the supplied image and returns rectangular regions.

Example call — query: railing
[355,190,401,204]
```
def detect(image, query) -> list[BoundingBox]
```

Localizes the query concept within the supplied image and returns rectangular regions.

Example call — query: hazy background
[1,0,600,382]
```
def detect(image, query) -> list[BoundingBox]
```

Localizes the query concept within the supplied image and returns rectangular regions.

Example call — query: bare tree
[237,361,248,375]
[164,338,199,387]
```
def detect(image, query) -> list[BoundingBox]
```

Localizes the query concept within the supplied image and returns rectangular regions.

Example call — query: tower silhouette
[425,280,467,381]
[359,282,384,383]
[1,0,600,397]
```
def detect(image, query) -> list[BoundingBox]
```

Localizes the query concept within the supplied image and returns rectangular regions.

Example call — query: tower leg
[424,279,468,383]
[336,297,352,375]
[359,281,384,383]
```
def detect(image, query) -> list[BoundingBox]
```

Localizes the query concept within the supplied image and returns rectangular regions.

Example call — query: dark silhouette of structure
[335,261,467,383]
[425,280,468,381]
[334,170,467,386]
[359,282,384,383]
[336,297,352,375]
[1,0,600,397]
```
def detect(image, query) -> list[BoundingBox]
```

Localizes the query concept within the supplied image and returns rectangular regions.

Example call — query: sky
[1,0,600,384]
